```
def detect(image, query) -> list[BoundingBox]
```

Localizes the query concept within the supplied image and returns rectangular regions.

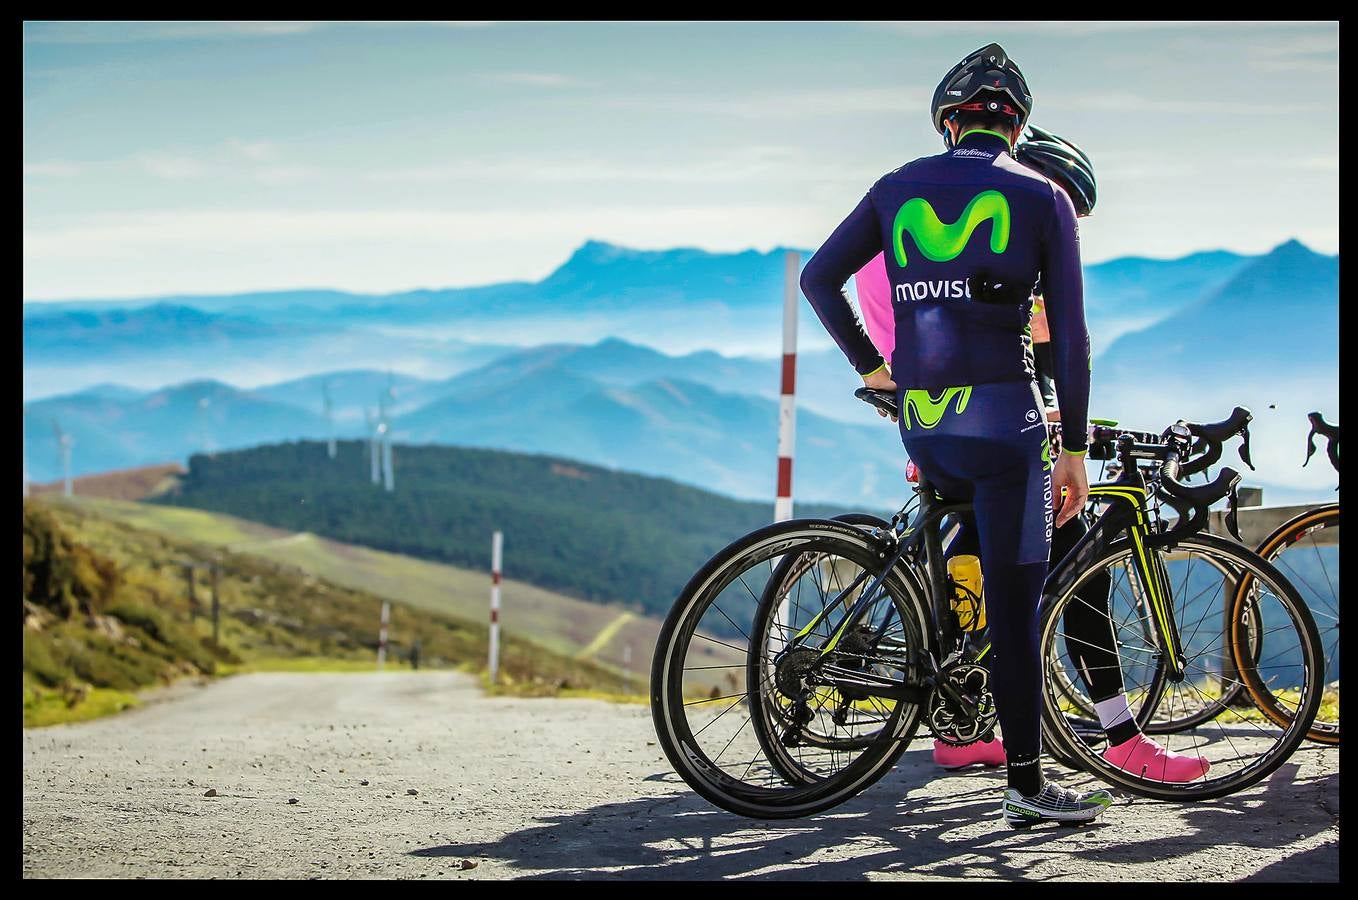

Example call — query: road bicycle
[1235,412,1339,744]
[650,393,1324,818]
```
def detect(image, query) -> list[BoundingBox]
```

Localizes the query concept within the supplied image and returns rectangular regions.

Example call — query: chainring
[926,660,998,747]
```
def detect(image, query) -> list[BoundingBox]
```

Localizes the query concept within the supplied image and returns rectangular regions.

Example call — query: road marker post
[489,530,503,685]
[209,564,221,647]
[377,601,390,669]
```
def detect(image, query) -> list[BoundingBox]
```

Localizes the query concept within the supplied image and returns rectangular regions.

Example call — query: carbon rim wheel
[1242,505,1339,744]
[1040,534,1324,801]
[746,532,929,783]
[650,519,930,819]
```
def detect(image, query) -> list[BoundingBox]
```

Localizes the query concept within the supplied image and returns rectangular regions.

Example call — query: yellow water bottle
[947,554,987,631]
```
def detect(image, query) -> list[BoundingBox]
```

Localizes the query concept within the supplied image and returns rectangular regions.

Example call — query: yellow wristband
[1063,447,1088,457]
[861,362,888,377]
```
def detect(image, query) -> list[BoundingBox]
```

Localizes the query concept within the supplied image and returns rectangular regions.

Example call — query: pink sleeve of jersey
[852,251,894,361]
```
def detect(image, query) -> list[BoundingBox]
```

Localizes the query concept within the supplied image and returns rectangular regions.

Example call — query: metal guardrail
[1207,502,1339,547]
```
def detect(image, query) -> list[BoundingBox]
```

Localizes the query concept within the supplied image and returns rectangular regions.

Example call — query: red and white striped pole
[774,250,799,523]
[489,530,503,684]
[773,251,799,651]
[376,600,390,669]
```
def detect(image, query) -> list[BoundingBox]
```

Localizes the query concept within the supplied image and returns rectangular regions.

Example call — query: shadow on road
[410,745,1338,880]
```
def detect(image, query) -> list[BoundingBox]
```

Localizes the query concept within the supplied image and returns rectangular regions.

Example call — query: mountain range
[23,237,1339,504]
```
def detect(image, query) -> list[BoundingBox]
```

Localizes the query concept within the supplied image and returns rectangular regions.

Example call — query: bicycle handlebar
[1119,430,1244,542]
[852,387,1247,540]
[1179,406,1254,476]
[1304,411,1340,474]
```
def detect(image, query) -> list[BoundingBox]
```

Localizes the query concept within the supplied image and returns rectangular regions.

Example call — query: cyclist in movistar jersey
[873,128,1207,784]
[801,44,1109,827]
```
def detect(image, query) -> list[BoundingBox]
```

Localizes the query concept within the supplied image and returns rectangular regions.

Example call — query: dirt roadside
[22,671,1339,880]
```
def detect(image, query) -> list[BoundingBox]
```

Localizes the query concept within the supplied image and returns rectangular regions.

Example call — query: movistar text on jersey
[894,279,977,302]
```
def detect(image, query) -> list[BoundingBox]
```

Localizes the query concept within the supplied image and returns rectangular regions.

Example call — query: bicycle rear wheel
[1040,534,1324,801]
[650,519,930,819]
[1243,504,1339,744]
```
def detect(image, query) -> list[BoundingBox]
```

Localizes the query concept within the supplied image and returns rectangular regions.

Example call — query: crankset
[926,659,998,747]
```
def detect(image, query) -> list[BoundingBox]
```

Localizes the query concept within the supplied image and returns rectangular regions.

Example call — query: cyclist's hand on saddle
[1052,452,1088,528]
[862,366,898,421]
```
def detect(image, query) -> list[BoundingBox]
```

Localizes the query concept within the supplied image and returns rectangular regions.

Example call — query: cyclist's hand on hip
[1052,452,1088,528]
[862,366,898,421]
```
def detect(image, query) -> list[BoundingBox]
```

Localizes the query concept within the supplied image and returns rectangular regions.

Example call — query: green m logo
[892,190,1011,268]
[902,386,973,431]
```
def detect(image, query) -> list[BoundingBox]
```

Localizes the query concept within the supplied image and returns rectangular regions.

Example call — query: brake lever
[1224,484,1243,542]
[1303,421,1320,467]
[1238,423,1255,471]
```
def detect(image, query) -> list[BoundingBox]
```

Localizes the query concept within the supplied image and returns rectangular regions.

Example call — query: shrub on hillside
[23,502,122,618]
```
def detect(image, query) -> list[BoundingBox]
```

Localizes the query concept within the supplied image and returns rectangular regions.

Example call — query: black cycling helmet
[932,43,1033,145]
[1014,124,1097,216]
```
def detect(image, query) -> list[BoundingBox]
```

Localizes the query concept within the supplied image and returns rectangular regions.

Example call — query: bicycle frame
[773,453,1188,708]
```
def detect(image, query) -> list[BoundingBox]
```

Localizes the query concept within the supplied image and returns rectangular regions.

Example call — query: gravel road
[23,671,1339,880]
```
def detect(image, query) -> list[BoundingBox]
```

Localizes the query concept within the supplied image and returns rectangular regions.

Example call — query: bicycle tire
[650,519,931,819]
[1242,504,1340,744]
[1039,533,1324,801]
[746,524,930,785]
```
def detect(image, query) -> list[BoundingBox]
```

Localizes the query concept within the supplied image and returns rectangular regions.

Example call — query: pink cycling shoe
[933,737,1006,770]
[1102,733,1210,782]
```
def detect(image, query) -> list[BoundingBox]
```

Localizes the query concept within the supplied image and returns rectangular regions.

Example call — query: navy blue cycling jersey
[801,130,1091,452]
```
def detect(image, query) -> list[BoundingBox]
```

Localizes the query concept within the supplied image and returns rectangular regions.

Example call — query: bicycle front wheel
[1040,534,1324,801]
[1246,504,1339,744]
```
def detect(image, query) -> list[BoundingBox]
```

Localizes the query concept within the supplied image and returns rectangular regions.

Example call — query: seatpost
[915,474,956,650]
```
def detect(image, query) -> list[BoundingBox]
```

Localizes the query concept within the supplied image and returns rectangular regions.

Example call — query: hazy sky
[23,20,1338,301]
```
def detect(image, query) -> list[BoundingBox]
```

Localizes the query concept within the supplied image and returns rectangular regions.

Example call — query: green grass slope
[22,497,641,727]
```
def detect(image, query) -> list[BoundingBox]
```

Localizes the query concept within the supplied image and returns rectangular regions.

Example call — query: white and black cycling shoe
[1001,783,1114,829]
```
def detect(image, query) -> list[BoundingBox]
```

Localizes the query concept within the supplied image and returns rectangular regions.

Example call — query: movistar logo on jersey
[892,190,1011,269]
[901,386,972,431]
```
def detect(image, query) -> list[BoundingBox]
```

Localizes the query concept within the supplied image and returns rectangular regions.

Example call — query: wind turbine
[381,371,396,492]
[322,380,337,460]
[52,421,73,497]
[197,393,214,454]
[366,407,380,485]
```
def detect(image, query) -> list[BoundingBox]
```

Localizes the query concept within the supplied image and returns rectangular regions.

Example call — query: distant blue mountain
[1082,249,1252,354]
[396,362,909,505]
[24,239,1261,373]
[1098,240,1337,377]
[21,303,298,358]
[251,370,437,425]
[64,383,148,402]
[23,380,329,481]
[1089,241,1338,502]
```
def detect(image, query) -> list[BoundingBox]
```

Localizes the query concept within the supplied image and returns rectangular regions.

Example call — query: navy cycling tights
[897,380,1053,787]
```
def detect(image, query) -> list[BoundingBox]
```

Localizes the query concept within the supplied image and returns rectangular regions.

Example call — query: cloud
[136,153,211,180]
[868,20,1334,37]
[23,20,503,45]
[1049,91,1326,115]
[603,86,925,118]
[230,140,280,162]
[1249,33,1338,73]
[23,21,324,44]
[366,145,830,185]
[23,161,85,177]
[477,71,589,88]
